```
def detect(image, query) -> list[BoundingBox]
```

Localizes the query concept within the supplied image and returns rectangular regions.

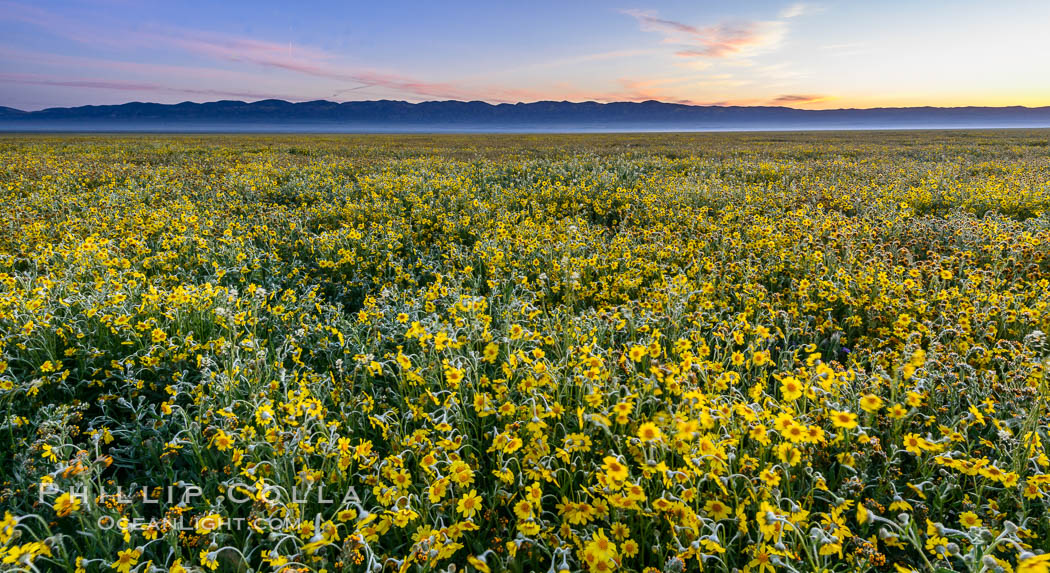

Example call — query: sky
[2,0,1049,111]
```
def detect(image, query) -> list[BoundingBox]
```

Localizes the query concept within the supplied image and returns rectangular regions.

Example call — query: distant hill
[2,99,1050,132]
[0,106,27,119]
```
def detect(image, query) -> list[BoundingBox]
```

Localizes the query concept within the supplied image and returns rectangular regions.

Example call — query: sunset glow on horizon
[2,0,1049,111]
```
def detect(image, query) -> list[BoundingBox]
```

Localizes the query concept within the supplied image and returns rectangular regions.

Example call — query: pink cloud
[0,1,490,101]
[0,46,277,84]
[771,93,829,105]
[0,72,299,101]
[154,31,498,101]
[624,9,786,58]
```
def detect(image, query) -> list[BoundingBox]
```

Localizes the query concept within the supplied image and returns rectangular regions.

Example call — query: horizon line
[5,98,1050,114]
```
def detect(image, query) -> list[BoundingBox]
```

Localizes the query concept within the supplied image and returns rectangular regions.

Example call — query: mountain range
[2,99,1050,132]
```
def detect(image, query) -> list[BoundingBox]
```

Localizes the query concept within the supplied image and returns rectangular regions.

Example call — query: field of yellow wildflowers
[1,131,1049,572]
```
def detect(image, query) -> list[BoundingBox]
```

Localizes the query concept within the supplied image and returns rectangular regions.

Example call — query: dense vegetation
[1,131,1049,572]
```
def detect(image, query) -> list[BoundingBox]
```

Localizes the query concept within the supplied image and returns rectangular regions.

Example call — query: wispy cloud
[623,9,786,59]
[0,46,278,84]
[129,28,485,101]
[771,93,828,105]
[0,1,501,102]
[0,72,299,101]
[780,3,821,19]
